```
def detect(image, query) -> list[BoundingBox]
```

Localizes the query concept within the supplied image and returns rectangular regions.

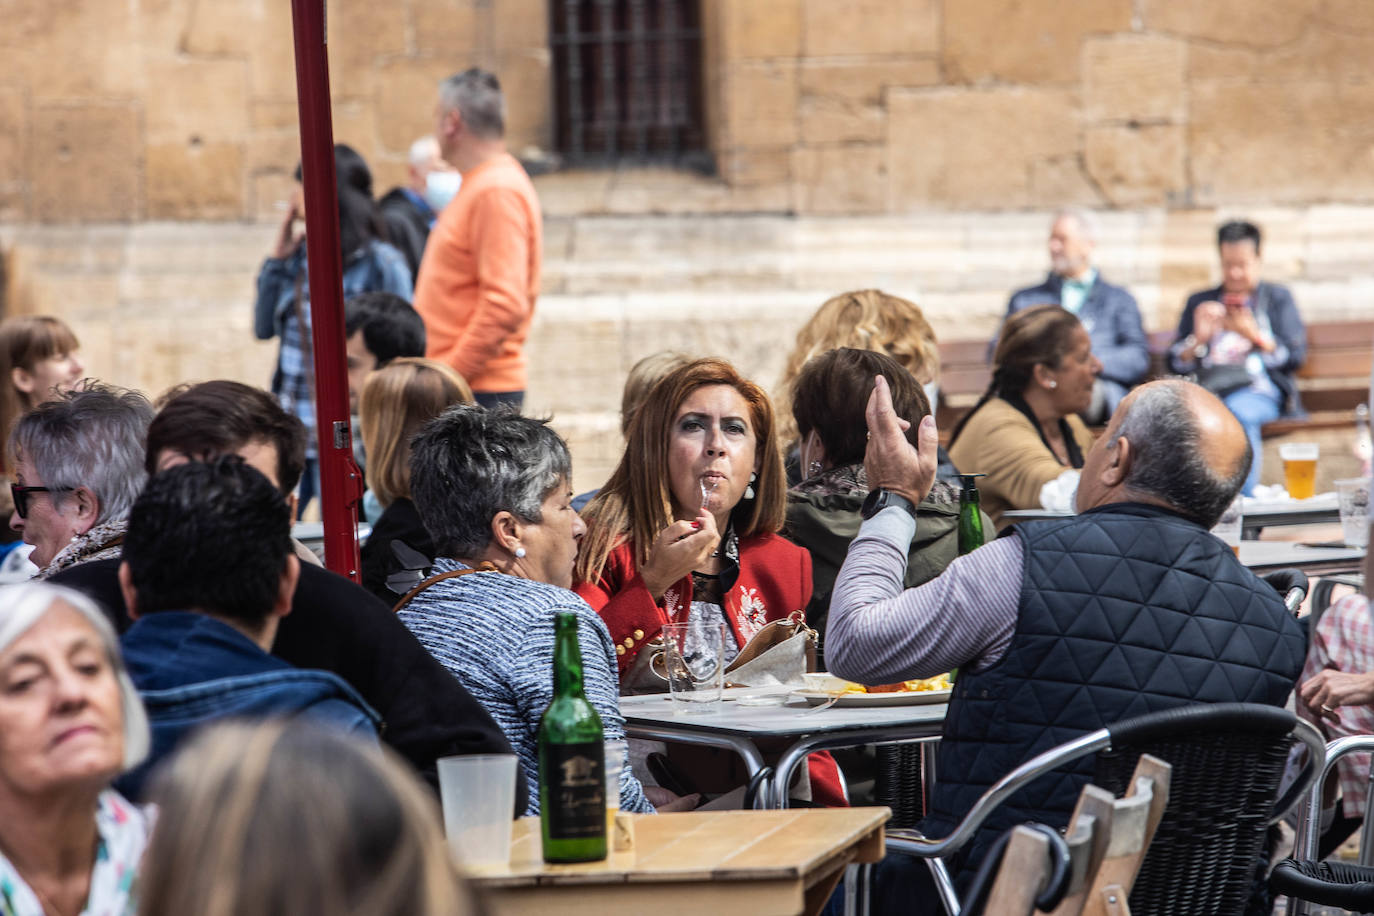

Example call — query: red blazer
[576,532,847,807]
[576,531,813,675]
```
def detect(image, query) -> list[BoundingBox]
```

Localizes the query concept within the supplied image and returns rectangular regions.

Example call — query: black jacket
[379,187,434,279]
[51,557,528,813]
[360,496,435,605]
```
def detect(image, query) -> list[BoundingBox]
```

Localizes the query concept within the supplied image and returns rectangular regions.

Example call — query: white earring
[808,460,823,478]
[744,472,757,500]
[514,547,526,559]
[1047,380,1057,389]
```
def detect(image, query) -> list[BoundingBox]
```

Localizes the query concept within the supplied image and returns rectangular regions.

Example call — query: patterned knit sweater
[399,558,653,815]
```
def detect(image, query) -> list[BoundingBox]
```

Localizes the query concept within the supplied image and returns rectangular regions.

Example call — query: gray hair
[1115,380,1251,528]
[410,405,572,558]
[0,582,150,770]
[10,383,154,525]
[408,135,439,168]
[438,68,505,140]
[1054,207,1099,243]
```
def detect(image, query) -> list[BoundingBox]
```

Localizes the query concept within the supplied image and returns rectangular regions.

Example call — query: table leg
[621,725,769,806]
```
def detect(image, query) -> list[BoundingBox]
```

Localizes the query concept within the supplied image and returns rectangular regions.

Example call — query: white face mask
[423,171,462,212]
[923,381,940,412]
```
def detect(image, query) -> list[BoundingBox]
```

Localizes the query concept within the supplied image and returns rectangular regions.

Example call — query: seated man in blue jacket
[115,457,378,799]
[1000,208,1149,422]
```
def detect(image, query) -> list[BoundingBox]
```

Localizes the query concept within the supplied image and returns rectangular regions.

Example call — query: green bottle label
[543,741,606,840]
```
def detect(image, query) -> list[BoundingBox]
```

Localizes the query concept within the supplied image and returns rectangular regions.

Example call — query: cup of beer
[1278,442,1319,500]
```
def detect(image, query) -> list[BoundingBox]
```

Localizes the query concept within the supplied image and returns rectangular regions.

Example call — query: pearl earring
[514,547,526,559]
[1047,380,1057,389]
[744,472,757,500]
[808,460,823,478]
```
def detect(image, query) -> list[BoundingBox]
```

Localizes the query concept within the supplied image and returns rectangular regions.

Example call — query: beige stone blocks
[1140,0,1318,46]
[803,0,939,57]
[145,143,245,220]
[1083,35,1187,124]
[717,0,803,61]
[725,61,799,150]
[1085,124,1186,207]
[144,58,250,146]
[1189,81,1374,204]
[799,58,940,145]
[792,144,888,214]
[31,103,142,222]
[943,0,1132,84]
[887,86,1079,209]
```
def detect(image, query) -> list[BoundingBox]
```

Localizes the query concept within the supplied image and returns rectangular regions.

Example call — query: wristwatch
[861,488,919,521]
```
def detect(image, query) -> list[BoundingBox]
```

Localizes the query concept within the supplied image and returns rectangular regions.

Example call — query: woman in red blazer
[575,357,844,806]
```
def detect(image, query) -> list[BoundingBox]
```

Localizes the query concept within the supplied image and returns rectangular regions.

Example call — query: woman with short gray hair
[10,382,153,578]
[0,581,152,915]
[397,405,653,816]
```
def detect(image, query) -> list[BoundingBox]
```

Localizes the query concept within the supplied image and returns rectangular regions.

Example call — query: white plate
[795,688,953,707]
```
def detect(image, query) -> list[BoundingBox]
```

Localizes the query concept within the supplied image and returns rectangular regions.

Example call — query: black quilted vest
[921,502,1307,874]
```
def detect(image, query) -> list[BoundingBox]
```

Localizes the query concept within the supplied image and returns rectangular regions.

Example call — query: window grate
[550,0,710,168]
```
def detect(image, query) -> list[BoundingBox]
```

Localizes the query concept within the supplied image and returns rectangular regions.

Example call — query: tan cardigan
[947,397,1096,531]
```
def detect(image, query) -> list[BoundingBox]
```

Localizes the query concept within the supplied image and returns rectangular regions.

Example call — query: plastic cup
[662,621,725,711]
[1279,442,1319,500]
[1211,494,1244,555]
[437,754,518,870]
[1336,477,1370,548]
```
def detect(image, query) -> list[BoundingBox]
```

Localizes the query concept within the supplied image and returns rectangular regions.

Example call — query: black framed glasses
[11,483,73,519]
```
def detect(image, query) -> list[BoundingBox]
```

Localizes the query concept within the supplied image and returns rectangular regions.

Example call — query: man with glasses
[9,383,153,578]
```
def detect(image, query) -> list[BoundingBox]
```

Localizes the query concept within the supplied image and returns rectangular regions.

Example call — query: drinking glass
[437,754,518,870]
[1336,477,1370,548]
[1279,442,1319,499]
[661,621,725,710]
[1211,495,1243,556]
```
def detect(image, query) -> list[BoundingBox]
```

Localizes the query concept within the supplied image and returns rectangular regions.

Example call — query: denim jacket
[117,612,380,799]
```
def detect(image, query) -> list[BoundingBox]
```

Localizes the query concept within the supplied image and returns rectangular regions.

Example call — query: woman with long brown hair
[574,357,844,806]
[947,305,1101,529]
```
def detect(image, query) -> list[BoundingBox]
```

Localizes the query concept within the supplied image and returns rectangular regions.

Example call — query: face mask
[923,381,940,412]
[423,171,462,212]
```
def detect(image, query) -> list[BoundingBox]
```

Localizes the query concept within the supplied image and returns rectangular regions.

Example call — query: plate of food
[795,673,953,707]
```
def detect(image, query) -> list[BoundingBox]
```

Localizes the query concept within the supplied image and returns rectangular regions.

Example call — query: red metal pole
[290,0,363,580]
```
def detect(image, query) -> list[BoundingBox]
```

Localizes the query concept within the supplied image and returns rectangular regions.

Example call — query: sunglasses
[11,483,74,519]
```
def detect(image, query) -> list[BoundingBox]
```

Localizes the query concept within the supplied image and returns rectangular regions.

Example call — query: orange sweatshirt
[414,153,542,394]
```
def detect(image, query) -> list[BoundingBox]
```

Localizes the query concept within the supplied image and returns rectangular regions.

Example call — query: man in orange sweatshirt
[415,68,542,410]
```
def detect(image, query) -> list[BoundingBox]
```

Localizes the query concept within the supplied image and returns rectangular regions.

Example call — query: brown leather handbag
[622,610,817,695]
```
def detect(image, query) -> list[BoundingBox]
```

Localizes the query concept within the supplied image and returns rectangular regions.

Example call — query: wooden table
[470,808,890,916]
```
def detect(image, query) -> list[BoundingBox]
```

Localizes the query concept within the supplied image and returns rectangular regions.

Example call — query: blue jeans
[1224,389,1281,496]
[297,456,320,519]
[474,390,524,412]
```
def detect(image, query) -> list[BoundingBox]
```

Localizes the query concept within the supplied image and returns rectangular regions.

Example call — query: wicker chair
[880,703,1325,916]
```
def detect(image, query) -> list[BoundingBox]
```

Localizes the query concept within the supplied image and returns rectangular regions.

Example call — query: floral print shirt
[0,791,148,916]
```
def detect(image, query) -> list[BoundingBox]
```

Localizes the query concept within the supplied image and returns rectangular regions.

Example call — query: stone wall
[4,1,1374,219]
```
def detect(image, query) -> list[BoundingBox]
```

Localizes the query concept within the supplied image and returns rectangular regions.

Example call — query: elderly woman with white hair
[0,581,151,915]
[8,383,153,579]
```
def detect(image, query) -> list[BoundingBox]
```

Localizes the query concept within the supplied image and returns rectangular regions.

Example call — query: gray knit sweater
[399,558,653,815]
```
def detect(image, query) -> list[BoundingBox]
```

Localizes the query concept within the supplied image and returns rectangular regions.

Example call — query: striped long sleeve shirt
[399,559,653,815]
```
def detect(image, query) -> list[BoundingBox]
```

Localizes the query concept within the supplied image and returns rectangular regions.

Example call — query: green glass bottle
[957,473,986,556]
[538,612,607,863]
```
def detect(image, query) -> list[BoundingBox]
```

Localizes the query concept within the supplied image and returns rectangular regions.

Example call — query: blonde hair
[776,290,939,445]
[360,358,473,508]
[620,351,693,436]
[138,720,483,916]
[576,358,785,585]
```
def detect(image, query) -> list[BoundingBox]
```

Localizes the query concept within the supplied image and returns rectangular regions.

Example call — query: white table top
[620,690,948,739]
[1238,540,1366,575]
[1002,495,1341,532]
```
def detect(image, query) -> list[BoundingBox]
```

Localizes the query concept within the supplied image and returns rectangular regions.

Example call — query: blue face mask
[423,171,462,212]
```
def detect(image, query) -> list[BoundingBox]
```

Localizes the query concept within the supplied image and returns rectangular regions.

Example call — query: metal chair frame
[1286,734,1374,916]
[882,705,1326,916]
